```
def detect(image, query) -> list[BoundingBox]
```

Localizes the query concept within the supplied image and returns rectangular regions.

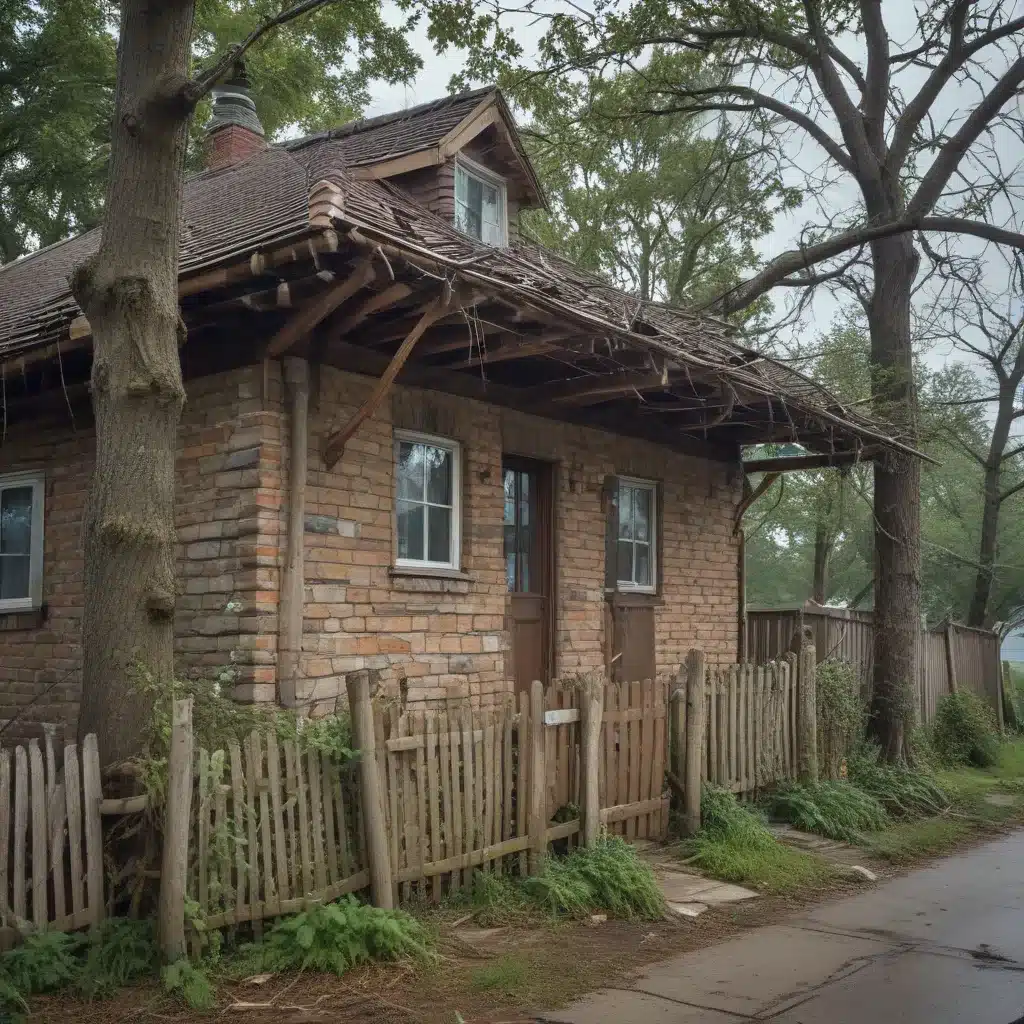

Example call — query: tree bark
[71,1,193,766]
[967,383,1015,628]
[865,234,921,761]
[811,520,830,605]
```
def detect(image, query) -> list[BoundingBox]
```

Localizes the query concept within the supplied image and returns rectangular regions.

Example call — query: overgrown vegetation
[816,659,863,778]
[683,787,835,893]
[931,691,1000,768]
[846,747,949,819]
[162,958,215,1010]
[456,836,664,923]
[255,897,432,975]
[768,781,887,842]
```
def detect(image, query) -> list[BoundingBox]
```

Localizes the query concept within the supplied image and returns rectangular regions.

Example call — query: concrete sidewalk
[539,832,1024,1023]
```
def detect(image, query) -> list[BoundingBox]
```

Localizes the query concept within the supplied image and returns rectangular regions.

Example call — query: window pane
[503,470,515,524]
[396,499,424,561]
[634,487,651,542]
[396,442,424,500]
[481,183,501,244]
[425,446,452,505]
[506,551,516,591]
[0,487,33,555]
[617,540,633,583]
[635,543,651,587]
[618,485,633,540]
[0,556,30,600]
[427,505,451,563]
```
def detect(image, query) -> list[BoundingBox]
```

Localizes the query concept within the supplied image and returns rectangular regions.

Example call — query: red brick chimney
[204,60,267,171]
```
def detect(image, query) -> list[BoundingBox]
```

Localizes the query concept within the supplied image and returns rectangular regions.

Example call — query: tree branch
[182,0,337,107]
[908,53,1024,217]
[859,0,890,154]
[1000,478,1024,503]
[705,216,1024,315]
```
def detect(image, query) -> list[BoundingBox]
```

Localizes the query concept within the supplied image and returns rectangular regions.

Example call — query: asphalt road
[542,831,1024,1023]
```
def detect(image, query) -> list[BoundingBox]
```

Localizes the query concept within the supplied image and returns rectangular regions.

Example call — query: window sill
[606,590,662,607]
[389,566,473,594]
[0,604,47,631]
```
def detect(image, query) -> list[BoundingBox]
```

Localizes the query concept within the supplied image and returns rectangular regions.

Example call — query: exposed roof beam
[265,260,375,357]
[532,369,683,407]
[742,451,876,473]
[331,281,415,338]
[444,332,578,370]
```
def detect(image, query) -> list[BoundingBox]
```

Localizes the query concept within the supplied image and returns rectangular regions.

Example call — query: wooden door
[504,457,553,695]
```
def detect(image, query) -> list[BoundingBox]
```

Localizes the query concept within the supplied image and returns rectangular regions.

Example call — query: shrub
[816,659,864,778]
[77,917,160,1000]
[522,835,664,920]
[0,931,85,996]
[932,691,1000,767]
[685,786,834,893]
[258,897,432,976]
[768,780,887,841]
[162,959,215,1010]
[847,746,949,818]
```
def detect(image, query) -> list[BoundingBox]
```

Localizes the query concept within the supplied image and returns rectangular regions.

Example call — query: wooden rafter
[533,369,681,407]
[331,281,415,338]
[445,333,577,370]
[742,451,875,474]
[323,289,457,468]
[265,260,375,357]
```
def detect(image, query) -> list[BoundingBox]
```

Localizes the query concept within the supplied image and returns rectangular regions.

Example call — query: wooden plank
[157,701,193,960]
[306,747,327,895]
[334,765,352,880]
[476,712,487,866]
[228,742,246,915]
[515,693,528,875]
[63,744,83,917]
[393,834,532,885]
[756,664,767,788]
[707,672,718,789]
[465,710,479,862]
[293,740,313,897]
[502,707,513,856]
[558,692,570,830]
[282,741,300,899]
[437,712,453,889]
[415,714,430,891]
[527,680,547,873]
[615,683,628,836]
[48,783,66,926]
[320,752,339,886]
[626,682,642,839]
[197,748,211,915]
[492,711,503,854]
[81,734,103,925]
[400,713,416,902]
[0,749,9,921]
[729,666,739,787]
[29,740,47,930]
[449,711,464,890]
[241,739,260,926]
[481,714,494,872]
[600,797,669,825]
[13,747,27,922]
[254,734,276,902]
[266,732,289,902]
[43,726,56,813]
[212,757,227,915]
[651,683,667,839]
[425,715,441,900]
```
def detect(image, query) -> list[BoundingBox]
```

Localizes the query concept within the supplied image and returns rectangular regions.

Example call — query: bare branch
[1000,478,1024,503]
[183,0,337,107]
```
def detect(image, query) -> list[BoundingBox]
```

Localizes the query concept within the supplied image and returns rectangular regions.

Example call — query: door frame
[502,454,557,686]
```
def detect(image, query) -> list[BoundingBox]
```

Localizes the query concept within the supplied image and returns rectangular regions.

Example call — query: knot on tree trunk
[146,589,175,620]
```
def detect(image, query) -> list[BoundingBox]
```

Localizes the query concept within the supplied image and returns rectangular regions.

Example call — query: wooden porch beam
[536,369,679,407]
[265,260,375,357]
[331,281,415,338]
[323,291,456,468]
[444,332,578,370]
[733,471,781,532]
[741,450,876,474]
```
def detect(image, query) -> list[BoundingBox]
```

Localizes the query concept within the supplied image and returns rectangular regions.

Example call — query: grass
[683,786,837,894]
[861,818,972,864]
[470,955,531,994]
[767,780,888,841]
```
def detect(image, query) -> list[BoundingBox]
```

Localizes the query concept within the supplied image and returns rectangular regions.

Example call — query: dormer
[343,87,546,244]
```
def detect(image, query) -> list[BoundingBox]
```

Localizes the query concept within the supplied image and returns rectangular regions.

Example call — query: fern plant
[162,959,215,1010]
[0,931,86,996]
[77,917,159,1000]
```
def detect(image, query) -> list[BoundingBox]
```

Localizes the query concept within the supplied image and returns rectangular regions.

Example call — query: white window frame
[616,476,657,594]
[0,471,45,613]
[454,155,507,247]
[393,430,462,572]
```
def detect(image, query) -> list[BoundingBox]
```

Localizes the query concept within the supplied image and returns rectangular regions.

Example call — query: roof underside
[0,91,906,464]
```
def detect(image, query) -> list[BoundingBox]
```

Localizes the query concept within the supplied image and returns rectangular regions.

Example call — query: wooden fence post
[670,672,686,799]
[944,622,959,694]
[579,678,604,847]
[346,669,393,910]
[683,649,706,837]
[798,634,819,784]
[158,698,193,960]
[527,679,547,873]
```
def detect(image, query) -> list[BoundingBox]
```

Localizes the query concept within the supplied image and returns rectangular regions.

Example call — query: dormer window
[454,157,506,246]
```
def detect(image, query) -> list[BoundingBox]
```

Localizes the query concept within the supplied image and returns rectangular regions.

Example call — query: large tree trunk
[71,2,193,766]
[865,235,922,761]
[811,520,830,605]
[967,390,1013,628]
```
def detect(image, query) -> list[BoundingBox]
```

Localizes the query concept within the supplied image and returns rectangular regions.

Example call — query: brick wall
[298,366,742,711]
[0,359,742,734]
[0,365,283,739]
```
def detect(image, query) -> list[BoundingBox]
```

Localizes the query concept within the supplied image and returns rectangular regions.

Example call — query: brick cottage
[0,71,905,740]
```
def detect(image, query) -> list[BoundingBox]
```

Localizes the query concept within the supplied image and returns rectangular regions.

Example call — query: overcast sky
[363,0,1024,400]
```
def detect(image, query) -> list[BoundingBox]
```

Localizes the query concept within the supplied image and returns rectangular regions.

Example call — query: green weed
[862,818,971,864]
[470,954,530,993]
[768,781,887,841]
[162,958,215,1010]
[77,917,159,1000]
[847,747,949,818]
[931,691,1000,768]
[685,787,834,893]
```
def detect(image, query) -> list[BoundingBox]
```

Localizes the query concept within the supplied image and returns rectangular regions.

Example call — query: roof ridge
[280,85,496,154]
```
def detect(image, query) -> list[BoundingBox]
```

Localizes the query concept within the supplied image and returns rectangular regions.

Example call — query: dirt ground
[26,817,1020,1024]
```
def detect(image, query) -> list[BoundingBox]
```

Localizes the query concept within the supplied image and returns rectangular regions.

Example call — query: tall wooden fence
[748,607,1004,727]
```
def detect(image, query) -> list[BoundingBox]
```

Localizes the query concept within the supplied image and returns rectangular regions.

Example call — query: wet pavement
[540,831,1024,1023]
